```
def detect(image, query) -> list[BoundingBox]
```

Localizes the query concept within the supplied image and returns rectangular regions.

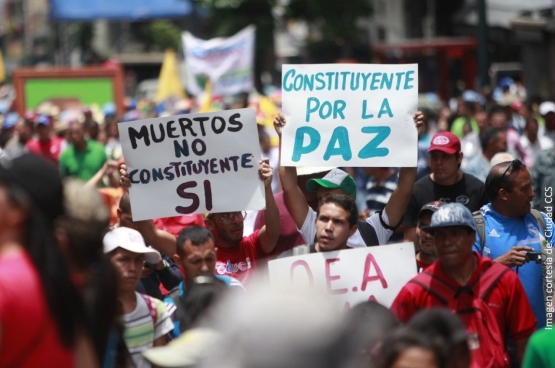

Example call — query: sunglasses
[497,159,524,191]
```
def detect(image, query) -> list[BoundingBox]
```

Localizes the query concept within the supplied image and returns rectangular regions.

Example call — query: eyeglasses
[207,211,247,222]
[498,159,524,190]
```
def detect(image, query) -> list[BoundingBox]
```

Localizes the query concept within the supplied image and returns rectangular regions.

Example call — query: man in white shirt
[520,116,553,168]
[104,227,174,368]
[273,112,422,247]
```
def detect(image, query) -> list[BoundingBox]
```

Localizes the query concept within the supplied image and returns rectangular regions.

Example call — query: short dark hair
[317,194,358,227]
[485,159,526,201]
[378,327,448,368]
[176,226,215,255]
[480,127,504,151]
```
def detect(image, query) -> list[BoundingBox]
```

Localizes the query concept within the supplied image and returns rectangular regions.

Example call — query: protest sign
[118,108,264,221]
[268,243,417,309]
[183,25,255,96]
[280,64,418,167]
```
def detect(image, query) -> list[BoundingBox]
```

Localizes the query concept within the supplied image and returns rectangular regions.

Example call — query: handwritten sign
[280,64,418,167]
[268,243,417,309]
[118,108,264,221]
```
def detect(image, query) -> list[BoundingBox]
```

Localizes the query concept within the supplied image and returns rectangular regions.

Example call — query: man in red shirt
[25,114,64,165]
[390,202,536,368]
[204,158,279,284]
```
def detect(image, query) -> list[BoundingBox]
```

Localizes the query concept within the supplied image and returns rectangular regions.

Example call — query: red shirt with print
[391,253,536,341]
[215,230,261,284]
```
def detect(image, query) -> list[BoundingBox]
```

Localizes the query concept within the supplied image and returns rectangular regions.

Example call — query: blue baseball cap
[422,203,477,233]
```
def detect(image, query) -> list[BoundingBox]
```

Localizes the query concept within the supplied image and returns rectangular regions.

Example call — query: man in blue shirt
[473,159,555,327]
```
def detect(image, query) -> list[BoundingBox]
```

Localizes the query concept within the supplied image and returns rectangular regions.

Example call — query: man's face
[315,203,355,252]
[206,212,244,244]
[15,121,33,142]
[117,209,138,230]
[432,226,475,269]
[504,169,535,217]
[492,132,507,154]
[179,239,216,285]
[429,151,461,181]
[525,121,539,141]
[110,248,144,292]
[490,112,508,129]
[544,112,555,131]
[70,123,86,145]
[37,124,50,141]
[416,211,435,256]
[475,112,489,130]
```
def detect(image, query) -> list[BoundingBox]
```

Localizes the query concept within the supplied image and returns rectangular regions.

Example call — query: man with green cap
[274,112,421,247]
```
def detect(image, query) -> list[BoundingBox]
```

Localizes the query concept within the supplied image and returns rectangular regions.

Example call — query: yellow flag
[0,51,5,82]
[155,49,186,102]
[259,95,279,128]
[198,80,213,113]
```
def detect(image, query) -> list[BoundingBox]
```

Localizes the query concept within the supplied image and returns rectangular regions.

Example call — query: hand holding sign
[118,108,264,221]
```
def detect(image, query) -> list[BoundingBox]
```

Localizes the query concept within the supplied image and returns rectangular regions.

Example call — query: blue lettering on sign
[283,69,296,91]
[358,127,391,158]
[323,127,352,161]
[292,126,321,162]
[377,98,393,118]
[306,98,347,122]
[404,70,415,89]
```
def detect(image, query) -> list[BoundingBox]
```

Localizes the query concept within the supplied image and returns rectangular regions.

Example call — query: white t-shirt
[299,208,394,248]
[123,292,175,368]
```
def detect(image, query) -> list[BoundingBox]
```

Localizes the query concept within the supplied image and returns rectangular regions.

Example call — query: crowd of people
[1,78,555,368]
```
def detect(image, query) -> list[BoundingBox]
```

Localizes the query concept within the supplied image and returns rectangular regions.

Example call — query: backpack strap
[531,209,547,235]
[409,270,458,305]
[473,210,486,248]
[471,262,511,300]
[140,294,158,327]
[357,220,380,247]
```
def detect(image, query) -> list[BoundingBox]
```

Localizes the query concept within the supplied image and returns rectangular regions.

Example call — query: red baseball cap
[428,132,461,155]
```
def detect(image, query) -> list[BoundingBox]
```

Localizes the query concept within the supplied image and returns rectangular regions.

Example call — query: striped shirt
[123,292,174,368]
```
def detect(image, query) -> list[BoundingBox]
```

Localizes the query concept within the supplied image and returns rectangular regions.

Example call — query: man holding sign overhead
[274,111,423,248]
[118,108,280,284]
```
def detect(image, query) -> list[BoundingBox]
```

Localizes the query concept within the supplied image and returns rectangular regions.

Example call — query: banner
[268,243,417,309]
[118,108,264,221]
[280,64,418,167]
[183,26,255,96]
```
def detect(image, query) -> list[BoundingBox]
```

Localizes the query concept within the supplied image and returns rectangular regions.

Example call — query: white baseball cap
[103,227,161,264]
[539,101,555,116]
[296,166,336,176]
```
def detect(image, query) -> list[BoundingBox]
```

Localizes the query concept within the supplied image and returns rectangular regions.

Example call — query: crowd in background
[1,74,555,368]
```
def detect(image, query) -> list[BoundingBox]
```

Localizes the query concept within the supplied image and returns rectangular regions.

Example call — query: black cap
[0,150,63,221]
[417,201,444,219]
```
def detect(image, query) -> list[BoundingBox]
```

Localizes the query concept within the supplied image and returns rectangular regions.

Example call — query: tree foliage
[285,0,372,59]
[150,20,182,51]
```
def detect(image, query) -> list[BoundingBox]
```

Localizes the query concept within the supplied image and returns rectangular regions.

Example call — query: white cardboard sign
[281,63,418,167]
[118,108,264,221]
[268,243,417,309]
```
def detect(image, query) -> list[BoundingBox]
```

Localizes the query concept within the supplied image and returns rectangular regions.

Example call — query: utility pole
[477,0,489,88]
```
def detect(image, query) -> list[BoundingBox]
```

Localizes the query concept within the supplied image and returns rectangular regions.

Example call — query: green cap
[306,168,357,198]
